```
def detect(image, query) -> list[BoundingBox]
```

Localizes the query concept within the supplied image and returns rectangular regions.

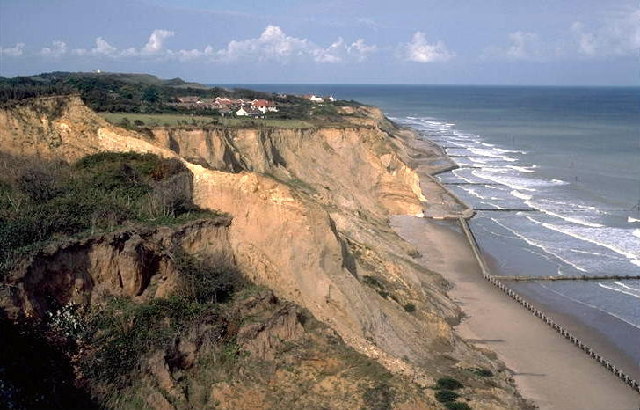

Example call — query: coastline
[392,128,640,409]
[503,274,640,382]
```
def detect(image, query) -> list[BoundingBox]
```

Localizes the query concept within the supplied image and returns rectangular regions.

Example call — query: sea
[235,84,640,376]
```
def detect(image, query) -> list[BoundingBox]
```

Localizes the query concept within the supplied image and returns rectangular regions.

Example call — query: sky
[0,0,638,85]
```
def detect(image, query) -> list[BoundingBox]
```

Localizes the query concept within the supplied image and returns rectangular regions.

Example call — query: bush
[362,383,394,410]
[174,252,243,304]
[0,152,213,276]
[470,368,493,377]
[435,390,460,403]
[445,402,471,410]
[18,168,61,201]
[436,377,464,390]
[82,297,209,387]
[403,303,416,312]
[81,251,245,391]
[117,117,131,128]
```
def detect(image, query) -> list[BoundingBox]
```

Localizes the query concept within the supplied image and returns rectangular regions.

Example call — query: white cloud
[482,31,555,61]
[142,29,174,55]
[348,39,377,61]
[72,37,117,56]
[214,25,375,64]
[29,27,376,64]
[313,37,345,63]
[40,40,67,57]
[72,29,174,58]
[505,31,543,59]
[216,25,311,62]
[312,38,377,63]
[402,32,453,63]
[484,8,640,61]
[0,42,25,56]
[571,9,640,57]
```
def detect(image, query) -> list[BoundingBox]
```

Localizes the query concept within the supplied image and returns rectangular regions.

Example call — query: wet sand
[391,215,640,410]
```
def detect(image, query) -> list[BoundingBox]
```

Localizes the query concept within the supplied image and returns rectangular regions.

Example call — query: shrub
[436,377,464,390]
[82,297,209,387]
[18,168,60,201]
[174,251,244,304]
[445,402,472,410]
[117,117,131,128]
[435,390,460,403]
[81,251,245,391]
[362,383,394,410]
[0,152,213,276]
[470,368,493,377]
[403,303,416,312]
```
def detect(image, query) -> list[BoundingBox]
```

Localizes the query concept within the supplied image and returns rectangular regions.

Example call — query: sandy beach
[391,215,640,410]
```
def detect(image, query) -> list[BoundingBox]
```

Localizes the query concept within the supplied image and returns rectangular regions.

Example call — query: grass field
[99,113,315,128]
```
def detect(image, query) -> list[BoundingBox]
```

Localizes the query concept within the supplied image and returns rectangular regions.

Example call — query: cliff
[0,96,526,409]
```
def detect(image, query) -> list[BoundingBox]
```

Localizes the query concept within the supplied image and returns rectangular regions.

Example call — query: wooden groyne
[494,274,640,282]
[443,182,503,186]
[458,217,640,394]
[474,208,537,212]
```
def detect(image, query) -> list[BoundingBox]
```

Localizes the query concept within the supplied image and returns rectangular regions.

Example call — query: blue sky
[0,0,638,84]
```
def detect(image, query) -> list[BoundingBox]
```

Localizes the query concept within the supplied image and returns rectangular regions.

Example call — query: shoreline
[507,277,640,382]
[390,215,640,409]
[393,127,639,408]
[461,217,640,390]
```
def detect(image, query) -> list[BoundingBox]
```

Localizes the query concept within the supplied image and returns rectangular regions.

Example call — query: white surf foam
[541,283,640,330]
[508,165,536,173]
[511,190,532,201]
[598,283,640,299]
[467,147,517,162]
[491,217,588,273]
[540,222,640,268]
[530,205,605,228]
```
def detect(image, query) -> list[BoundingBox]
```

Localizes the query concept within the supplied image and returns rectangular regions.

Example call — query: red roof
[252,99,275,107]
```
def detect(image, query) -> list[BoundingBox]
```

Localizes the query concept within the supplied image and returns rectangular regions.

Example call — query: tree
[142,86,160,104]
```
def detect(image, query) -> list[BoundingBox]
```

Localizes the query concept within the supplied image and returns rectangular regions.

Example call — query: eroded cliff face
[1,217,233,320]
[0,97,527,409]
[150,125,427,216]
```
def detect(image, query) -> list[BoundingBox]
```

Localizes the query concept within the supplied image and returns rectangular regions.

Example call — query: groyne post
[456,217,640,394]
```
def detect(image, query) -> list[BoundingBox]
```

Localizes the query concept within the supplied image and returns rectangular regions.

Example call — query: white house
[251,99,278,113]
[305,94,324,103]
[236,105,263,118]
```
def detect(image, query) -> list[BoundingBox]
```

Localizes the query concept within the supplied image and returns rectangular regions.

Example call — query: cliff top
[0,72,365,129]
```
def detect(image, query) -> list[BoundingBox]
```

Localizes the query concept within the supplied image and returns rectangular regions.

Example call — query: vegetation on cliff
[0,151,216,276]
[0,150,436,409]
[0,79,530,409]
[0,72,362,126]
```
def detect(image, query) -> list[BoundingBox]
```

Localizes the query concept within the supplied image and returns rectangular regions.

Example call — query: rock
[237,304,304,361]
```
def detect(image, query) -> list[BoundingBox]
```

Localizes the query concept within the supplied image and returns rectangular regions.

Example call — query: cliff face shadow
[513,372,546,377]
[466,339,506,343]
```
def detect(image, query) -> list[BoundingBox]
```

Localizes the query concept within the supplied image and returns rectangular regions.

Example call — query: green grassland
[100,112,316,129]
